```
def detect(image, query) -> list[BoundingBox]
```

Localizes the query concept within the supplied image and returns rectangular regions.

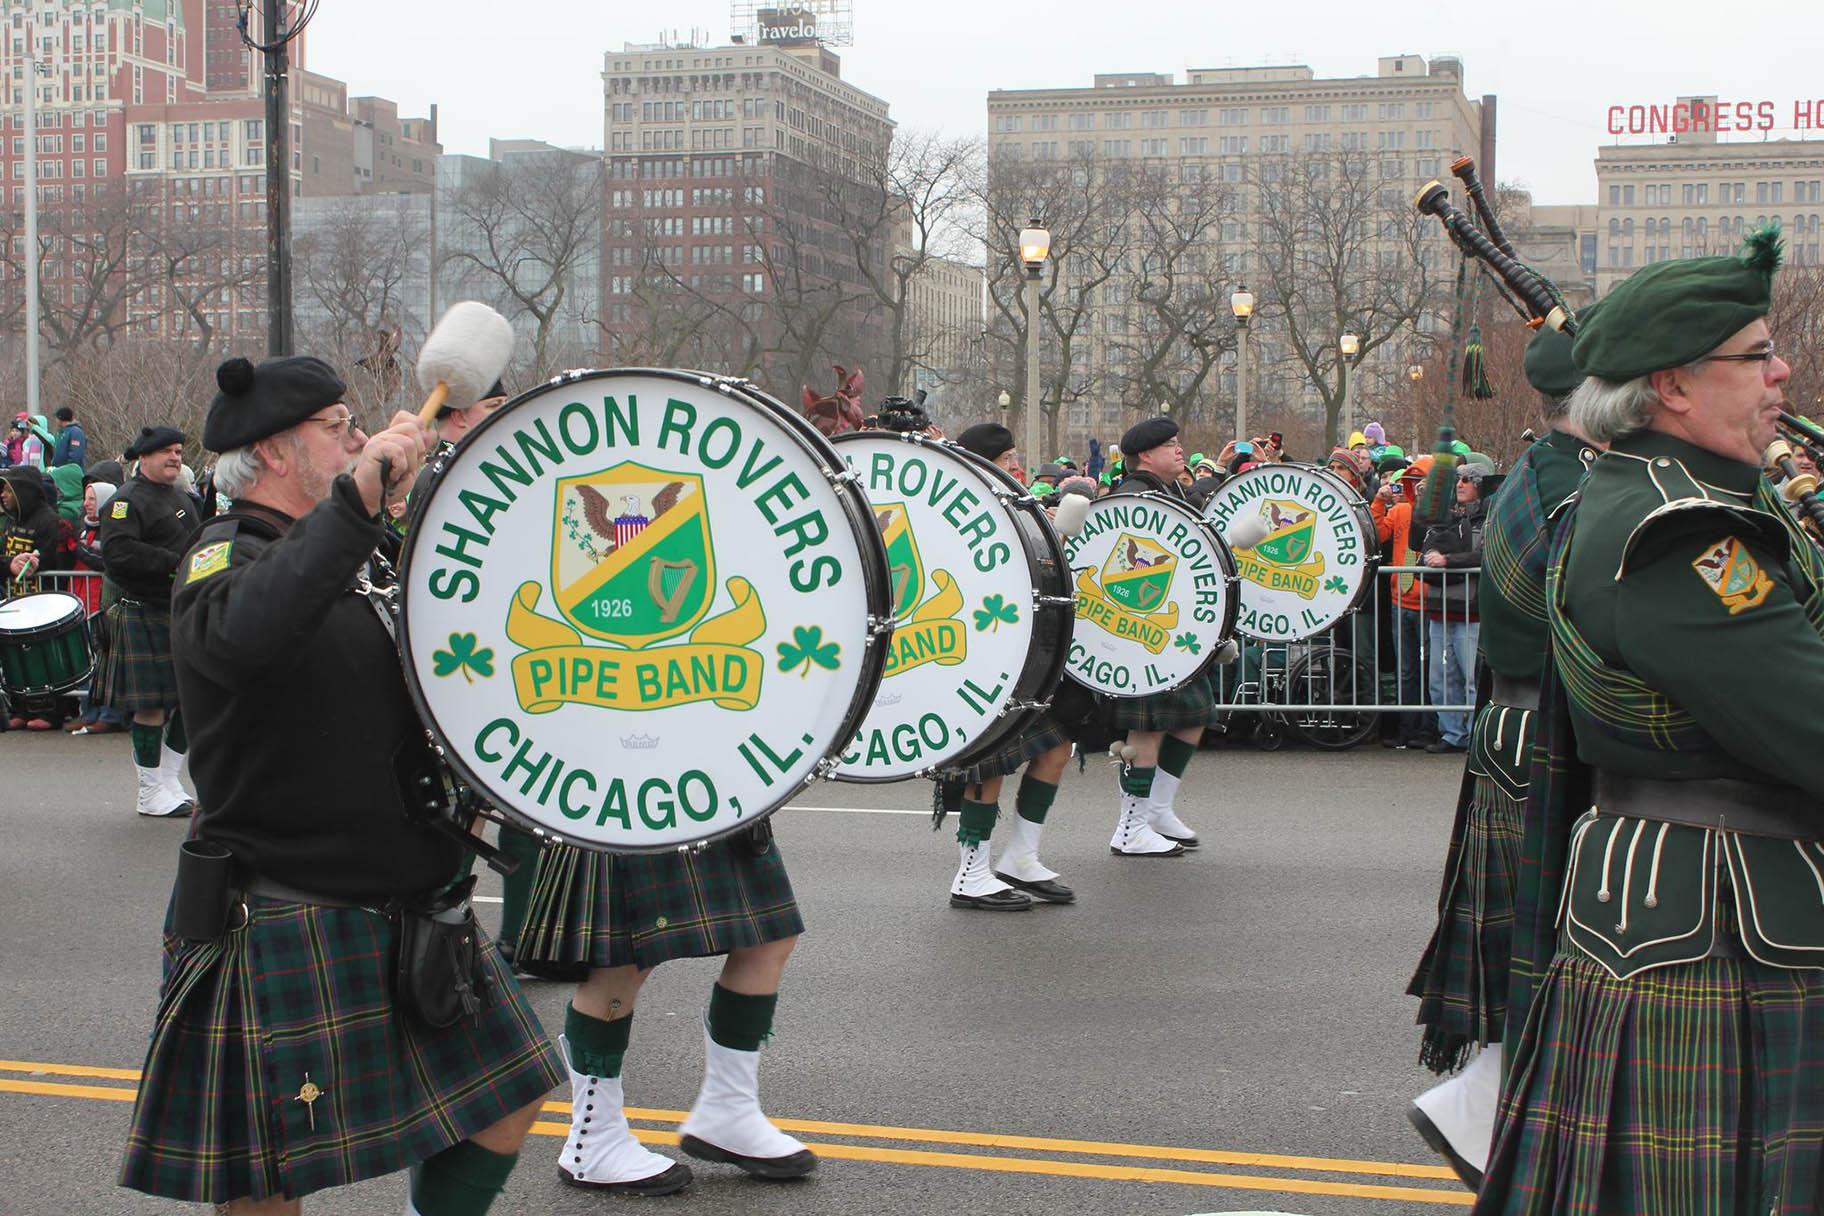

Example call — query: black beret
[438,378,508,420]
[956,422,1015,462]
[125,426,186,459]
[1119,416,1179,457]
[202,355,348,452]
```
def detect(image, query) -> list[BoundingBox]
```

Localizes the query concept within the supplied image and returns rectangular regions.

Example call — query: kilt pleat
[1475,937,1824,1216]
[517,835,804,970]
[1113,673,1217,732]
[1408,705,1529,1073]
[119,898,562,1204]
[97,598,180,712]
[954,715,1070,784]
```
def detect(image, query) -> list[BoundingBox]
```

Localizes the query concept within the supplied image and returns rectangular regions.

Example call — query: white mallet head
[416,301,514,415]
[1051,492,1093,539]
[1226,512,1272,552]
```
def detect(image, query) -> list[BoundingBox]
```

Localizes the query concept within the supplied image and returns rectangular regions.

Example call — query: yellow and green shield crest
[1255,500,1317,566]
[875,502,925,621]
[552,462,714,647]
[1099,533,1176,613]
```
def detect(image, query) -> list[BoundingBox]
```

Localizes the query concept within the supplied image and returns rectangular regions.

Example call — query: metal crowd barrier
[32,570,105,602]
[1208,564,1481,749]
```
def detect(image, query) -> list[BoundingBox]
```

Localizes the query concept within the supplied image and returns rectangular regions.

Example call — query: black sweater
[99,476,199,602]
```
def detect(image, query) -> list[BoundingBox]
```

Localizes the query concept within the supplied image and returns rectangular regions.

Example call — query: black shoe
[1381,735,1410,749]
[559,1161,695,1195]
[949,887,1033,910]
[1425,739,1468,754]
[1154,832,1200,850]
[993,872,1076,904]
[1405,1103,1484,1192]
[679,1135,819,1179]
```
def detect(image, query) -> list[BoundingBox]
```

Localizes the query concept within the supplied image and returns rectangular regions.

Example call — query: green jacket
[1477,429,1596,681]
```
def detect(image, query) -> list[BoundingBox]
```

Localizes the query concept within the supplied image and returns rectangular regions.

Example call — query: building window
[1178,109,1207,126]
[1342,104,1367,122]
[1179,136,1207,155]
[1218,136,1246,154]
[1103,111,1130,130]
[1303,105,1330,123]
[1218,107,1248,126]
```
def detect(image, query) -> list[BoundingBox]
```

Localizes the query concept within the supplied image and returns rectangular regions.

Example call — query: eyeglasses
[1700,343,1778,366]
[307,411,356,439]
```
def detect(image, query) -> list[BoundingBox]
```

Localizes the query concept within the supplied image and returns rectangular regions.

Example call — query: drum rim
[1062,489,1236,697]
[0,590,88,638]
[826,431,1075,782]
[1201,462,1381,640]
[397,367,892,853]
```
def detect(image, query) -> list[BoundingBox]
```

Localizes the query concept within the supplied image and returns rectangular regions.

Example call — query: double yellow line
[0,1058,1470,1207]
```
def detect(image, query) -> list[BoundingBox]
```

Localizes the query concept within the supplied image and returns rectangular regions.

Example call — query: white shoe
[134,762,193,818]
[1145,801,1201,848]
[556,1035,691,1194]
[678,1027,817,1178]
[1408,1042,1501,1191]
[1110,793,1185,856]
[155,743,196,814]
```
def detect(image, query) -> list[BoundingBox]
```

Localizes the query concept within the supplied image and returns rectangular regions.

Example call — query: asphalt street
[0,728,1473,1215]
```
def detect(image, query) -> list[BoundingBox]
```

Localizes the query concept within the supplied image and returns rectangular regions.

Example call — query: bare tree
[295,195,427,354]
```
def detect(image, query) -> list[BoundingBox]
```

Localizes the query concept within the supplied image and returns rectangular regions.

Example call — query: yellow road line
[0,1059,1466,1205]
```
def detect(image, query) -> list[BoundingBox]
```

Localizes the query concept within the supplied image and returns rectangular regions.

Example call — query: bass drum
[398,368,892,854]
[1060,491,1237,697]
[1201,464,1378,641]
[829,432,1072,781]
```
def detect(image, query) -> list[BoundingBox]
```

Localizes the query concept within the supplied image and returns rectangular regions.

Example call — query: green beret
[1522,326,1581,397]
[1119,416,1178,456]
[1573,226,1782,381]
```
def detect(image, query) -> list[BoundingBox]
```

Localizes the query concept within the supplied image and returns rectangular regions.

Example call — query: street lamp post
[1230,284,1254,442]
[1338,332,1361,443]
[1018,219,1050,478]
[23,56,46,420]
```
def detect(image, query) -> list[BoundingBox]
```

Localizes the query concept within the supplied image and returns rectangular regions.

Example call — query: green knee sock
[410,1139,518,1216]
[564,1003,632,1078]
[131,722,161,767]
[163,710,187,755]
[955,798,998,846]
[1158,734,1196,779]
[495,826,541,949]
[1120,765,1155,797]
[1015,776,1058,825]
[706,982,777,1052]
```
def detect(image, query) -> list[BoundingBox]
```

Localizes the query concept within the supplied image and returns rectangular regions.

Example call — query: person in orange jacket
[1372,459,1437,747]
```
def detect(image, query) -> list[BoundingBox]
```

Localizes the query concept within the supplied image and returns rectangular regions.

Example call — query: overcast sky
[306,0,1822,207]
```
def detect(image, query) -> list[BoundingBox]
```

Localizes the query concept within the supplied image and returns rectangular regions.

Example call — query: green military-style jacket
[1479,429,1598,682]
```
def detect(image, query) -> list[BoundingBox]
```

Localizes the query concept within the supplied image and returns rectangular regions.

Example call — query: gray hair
[210,446,266,499]
[1567,374,1662,443]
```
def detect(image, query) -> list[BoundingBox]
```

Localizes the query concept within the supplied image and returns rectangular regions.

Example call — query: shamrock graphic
[1173,631,1202,655]
[1323,575,1348,595]
[777,625,841,677]
[433,632,495,684]
[974,593,1019,632]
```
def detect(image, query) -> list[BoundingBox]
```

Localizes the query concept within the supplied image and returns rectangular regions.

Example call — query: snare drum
[830,432,1073,781]
[398,369,892,854]
[0,591,94,700]
[1201,464,1379,641]
[1059,491,1237,697]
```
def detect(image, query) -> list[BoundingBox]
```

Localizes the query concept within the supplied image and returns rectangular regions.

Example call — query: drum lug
[866,614,895,636]
[1033,592,1076,608]
[823,466,861,488]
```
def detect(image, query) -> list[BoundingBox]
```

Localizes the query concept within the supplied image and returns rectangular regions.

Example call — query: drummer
[943,422,1078,910]
[1107,416,1203,857]
[98,426,200,818]
[1,464,74,730]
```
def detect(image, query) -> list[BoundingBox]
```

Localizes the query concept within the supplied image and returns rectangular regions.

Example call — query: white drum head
[0,591,84,634]
[1202,464,1376,641]
[1060,492,1235,697]
[831,434,1042,780]
[400,370,886,852]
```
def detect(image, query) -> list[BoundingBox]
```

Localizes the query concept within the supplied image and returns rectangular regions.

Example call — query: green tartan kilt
[954,714,1071,784]
[119,896,563,1205]
[1406,702,1530,1073]
[96,597,180,712]
[1475,931,1824,1216]
[516,832,804,970]
[1113,672,1217,732]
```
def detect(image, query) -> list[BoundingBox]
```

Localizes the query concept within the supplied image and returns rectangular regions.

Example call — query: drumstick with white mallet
[384,301,516,497]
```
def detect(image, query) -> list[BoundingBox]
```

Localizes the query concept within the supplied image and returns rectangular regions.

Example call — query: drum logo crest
[1236,499,1326,600]
[500,460,770,714]
[876,502,967,678]
[1074,533,1180,654]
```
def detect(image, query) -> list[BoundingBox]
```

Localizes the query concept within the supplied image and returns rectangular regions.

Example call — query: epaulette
[1618,498,1790,580]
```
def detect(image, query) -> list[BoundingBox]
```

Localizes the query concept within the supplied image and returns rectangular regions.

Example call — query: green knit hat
[1573,226,1782,381]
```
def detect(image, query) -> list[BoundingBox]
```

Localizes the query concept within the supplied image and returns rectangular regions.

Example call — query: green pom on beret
[1573,225,1782,381]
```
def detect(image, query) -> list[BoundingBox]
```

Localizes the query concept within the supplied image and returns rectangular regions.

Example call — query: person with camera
[1417,462,1494,754]
[119,356,564,1216]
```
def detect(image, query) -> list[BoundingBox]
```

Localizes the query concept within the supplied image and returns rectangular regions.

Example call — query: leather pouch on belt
[1565,812,1717,979]
[1724,834,1824,969]
[1467,704,1534,800]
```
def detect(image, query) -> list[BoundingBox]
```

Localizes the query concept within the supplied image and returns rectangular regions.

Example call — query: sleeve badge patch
[110,500,129,519]
[1691,536,1774,614]
[184,540,232,584]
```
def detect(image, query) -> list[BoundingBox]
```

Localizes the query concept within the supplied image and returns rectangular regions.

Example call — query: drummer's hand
[9,551,36,577]
[353,411,432,517]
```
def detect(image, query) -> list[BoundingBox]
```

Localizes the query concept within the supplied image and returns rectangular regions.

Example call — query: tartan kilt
[1406,702,1529,1073]
[517,832,804,970]
[96,597,180,712]
[1113,671,1216,732]
[1475,931,1824,1216]
[119,896,563,1204]
[954,713,1071,784]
